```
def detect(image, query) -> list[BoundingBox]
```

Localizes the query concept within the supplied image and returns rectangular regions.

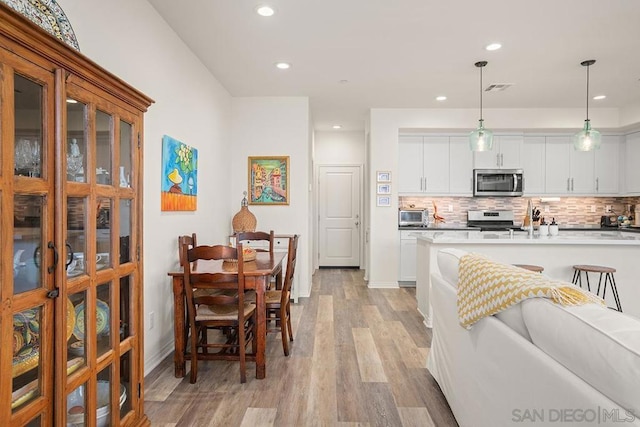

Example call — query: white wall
[59,0,234,373]
[367,107,633,288]
[230,97,312,298]
[314,131,365,164]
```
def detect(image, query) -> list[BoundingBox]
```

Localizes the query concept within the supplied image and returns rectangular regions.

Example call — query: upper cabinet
[545,136,595,194]
[398,132,629,197]
[449,137,474,195]
[595,136,620,194]
[544,136,620,195]
[473,135,523,169]
[625,133,640,194]
[398,136,449,194]
[521,136,546,195]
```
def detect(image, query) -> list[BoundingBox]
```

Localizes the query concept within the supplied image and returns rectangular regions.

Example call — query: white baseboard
[367,281,399,289]
[144,339,175,377]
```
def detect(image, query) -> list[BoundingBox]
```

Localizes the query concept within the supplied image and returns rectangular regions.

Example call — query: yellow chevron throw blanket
[457,253,604,329]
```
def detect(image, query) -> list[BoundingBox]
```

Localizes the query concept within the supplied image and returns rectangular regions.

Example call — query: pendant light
[469,61,493,151]
[573,59,601,151]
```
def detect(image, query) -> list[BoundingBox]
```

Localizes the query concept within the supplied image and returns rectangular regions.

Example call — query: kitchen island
[416,230,640,327]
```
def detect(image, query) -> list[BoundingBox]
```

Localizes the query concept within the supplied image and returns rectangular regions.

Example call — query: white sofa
[427,248,640,427]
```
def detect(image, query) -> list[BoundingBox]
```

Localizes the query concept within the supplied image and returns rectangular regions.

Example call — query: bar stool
[571,264,622,312]
[513,264,544,273]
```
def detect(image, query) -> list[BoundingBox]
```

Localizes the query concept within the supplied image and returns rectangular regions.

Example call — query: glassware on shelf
[67,139,84,181]
[15,138,32,175]
[30,141,40,177]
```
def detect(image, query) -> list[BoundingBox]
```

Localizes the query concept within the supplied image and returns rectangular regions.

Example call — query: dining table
[167,251,285,379]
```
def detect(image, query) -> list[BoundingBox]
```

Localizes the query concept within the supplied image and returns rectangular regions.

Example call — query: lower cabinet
[399,231,418,283]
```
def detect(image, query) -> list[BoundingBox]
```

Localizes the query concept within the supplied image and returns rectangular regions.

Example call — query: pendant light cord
[585,64,590,121]
[479,65,483,121]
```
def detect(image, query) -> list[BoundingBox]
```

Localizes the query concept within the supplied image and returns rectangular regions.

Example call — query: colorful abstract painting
[248,156,289,205]
[161,135,198,211]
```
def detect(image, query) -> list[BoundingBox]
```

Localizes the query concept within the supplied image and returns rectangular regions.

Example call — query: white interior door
[318,165,361,267]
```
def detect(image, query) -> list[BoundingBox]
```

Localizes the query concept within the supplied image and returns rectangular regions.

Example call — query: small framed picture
[377,183,391,194]
[377,171,391,182]
[377,195,391,207]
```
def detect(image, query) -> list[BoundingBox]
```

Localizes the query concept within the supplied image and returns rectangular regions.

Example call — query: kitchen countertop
[414,229,640,245]
[400,224,640,233]
[399,225,477,231]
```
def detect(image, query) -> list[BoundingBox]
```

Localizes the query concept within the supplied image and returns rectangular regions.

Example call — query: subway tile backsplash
[399,196,640,226]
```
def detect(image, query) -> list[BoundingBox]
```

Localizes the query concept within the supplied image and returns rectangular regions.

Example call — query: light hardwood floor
[144,268,458,426]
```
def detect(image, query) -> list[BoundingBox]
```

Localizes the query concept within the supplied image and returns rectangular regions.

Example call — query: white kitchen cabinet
[594,136,620,194]
[521,136,546,195]
[399,231,418,283]
[398,135,449,194]
[545,136,594,194]
[625,133,640,193]
[474,135,523,169]
[398,136,424,193]
[449,136,474,194]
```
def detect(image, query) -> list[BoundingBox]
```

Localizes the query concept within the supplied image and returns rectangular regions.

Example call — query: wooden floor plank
[239,407,277,427]
[398,407,436,427]
[145,269,457,427]
[352,328,387,383]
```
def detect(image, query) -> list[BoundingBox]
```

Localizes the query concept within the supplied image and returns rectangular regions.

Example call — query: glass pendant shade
[573,119,601,151]
[469,119,494,151]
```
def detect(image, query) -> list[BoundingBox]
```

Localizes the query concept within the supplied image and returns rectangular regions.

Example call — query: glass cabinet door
[62,79,142,425]
[2,54,56,424]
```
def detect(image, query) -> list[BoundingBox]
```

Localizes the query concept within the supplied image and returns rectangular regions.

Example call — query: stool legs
[572,268,622,312]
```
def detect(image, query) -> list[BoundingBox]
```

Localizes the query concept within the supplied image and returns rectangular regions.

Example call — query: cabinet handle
[501,153,504,167]
[496,154,500,167]
[47,241,58,274]
[596,177,599,192]
[567,178,570,191]
[424,177,427,191]
[571,178,574,191]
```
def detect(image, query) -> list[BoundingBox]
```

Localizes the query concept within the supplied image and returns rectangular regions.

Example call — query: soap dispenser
[549,218,559,236]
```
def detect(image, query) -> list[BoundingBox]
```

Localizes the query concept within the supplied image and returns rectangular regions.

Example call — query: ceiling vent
[484,83,513,92]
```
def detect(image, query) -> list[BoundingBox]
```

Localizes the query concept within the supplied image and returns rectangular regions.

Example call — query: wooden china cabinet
[0,4,152,426]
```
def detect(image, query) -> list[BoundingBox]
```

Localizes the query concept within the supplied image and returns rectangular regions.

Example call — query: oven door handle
[513,174,518,192]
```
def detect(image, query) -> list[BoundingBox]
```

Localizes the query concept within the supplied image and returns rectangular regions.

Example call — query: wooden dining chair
[235,230,274,253]
[236,230,277,289]
[182,243,256,383]
[178,233,197,267]
[265,234,299,356]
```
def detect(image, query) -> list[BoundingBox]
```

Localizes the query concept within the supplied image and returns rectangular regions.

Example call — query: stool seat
[571,264,622,312]
[572,265,616,274]
[513,264,544,273]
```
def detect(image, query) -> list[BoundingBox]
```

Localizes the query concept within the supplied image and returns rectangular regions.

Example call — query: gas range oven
[467,210,518,231]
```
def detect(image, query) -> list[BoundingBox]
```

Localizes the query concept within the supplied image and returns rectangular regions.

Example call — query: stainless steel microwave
[398,209,428,226]
[473,169,524,197]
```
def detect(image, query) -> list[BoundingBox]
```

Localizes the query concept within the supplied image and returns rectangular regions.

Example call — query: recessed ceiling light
[485,43,502,51]
[332,125,342,129]
[275,62,291,70]
[593,95,606,100]
[256,5,275,17]
[436,96,447,101]
[66,98,78,104]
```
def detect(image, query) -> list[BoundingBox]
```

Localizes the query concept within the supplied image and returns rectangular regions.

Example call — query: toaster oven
[399,209,428,226]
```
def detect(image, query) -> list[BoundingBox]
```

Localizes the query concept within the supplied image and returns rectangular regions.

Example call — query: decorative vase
[232,191,257,232]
